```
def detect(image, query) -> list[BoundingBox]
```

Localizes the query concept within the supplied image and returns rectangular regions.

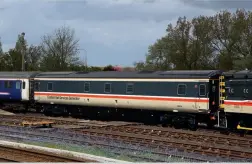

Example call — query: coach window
[199,84,206,96]
[104,83,111,93]
[35,82,40,91]
[177,84,186,95]
[16,81,21,89]
[4,81,7,88]
[126,83,134,94]
[84,82,90,92]
[4,81,12,88]
[47,82,53,91]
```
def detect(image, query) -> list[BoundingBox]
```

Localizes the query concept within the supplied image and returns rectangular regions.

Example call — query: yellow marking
[220,97,225,100]
[220,82,225,86]
[219,104,225,108]
[237,125,252,131]
[21,121,54,127]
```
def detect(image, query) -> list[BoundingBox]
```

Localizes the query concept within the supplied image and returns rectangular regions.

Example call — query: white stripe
[0,92,10,95]
[225,100,252,102]
[34,78,210,82]
[0,78,27,80]
[35,91,209,100]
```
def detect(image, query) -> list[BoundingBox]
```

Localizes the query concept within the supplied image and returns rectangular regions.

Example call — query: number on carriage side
[243,88,249,94]
[228,88,234,94]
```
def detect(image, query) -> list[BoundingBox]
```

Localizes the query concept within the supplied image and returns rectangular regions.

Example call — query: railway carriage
[223,70,252,130]
[33,70,223,129]
[3,70,252,132]
[0,72,38,111]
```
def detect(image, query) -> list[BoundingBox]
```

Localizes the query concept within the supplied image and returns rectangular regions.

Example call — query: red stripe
[34,92,208,103]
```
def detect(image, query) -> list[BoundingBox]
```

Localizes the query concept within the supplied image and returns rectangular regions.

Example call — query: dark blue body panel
[0,80,22,101]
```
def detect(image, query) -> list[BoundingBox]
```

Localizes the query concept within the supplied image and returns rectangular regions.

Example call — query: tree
[2,33,42,71]
[88,66,103,71]
[210,10,238,70]
[166,17,193,70]
[40,26,80,71]
[0,39,5,70]
[145,36,173,70]
[103,65,115,71]
[25,45,42,71]
[231,10,252,70]
[8,33,28,71]
[190,16,216,69]
[136,9,252,71]
[134,61,146,71]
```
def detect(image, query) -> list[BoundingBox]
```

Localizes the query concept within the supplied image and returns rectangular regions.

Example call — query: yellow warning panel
[237,124,252,131]
[21,121,54,127]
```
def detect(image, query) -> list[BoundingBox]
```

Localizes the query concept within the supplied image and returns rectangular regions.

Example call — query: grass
[1,136,193,162]
[18,140,194,162]
[15,140,137,162]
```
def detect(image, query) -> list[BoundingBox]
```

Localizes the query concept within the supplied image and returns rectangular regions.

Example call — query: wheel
[188,117,198,131]
[207,121,215,129]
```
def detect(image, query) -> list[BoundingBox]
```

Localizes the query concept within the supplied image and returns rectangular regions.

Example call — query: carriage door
[21,79,28,101]
[196,82,207,112]
[208,79,220,113]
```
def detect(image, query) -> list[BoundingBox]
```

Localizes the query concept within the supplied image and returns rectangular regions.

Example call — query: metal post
[217,111,220,127]
[21,32,25,72]
[79,48,87,67]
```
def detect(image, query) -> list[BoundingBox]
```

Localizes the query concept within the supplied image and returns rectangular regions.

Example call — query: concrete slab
[0,109,15,115]
[54,124,90,129]
[0,140,132,163]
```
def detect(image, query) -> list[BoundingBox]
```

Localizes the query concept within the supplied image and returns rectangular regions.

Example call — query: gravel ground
[0,125,250,162]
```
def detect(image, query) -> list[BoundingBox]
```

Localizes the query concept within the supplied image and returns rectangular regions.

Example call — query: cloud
[47,0,185,22]
[180,0,252,10]
[0,0,241,66]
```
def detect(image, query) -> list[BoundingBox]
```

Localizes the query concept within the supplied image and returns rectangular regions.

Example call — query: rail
[0,145,96,162]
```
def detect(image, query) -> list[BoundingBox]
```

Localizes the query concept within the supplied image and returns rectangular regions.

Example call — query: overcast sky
[0,0,251,66]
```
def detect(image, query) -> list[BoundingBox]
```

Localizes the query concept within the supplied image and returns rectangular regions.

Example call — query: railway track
[0,126,213,162]
[72,125,252,160]
[1,114,251,137]
[0,145,94,162]
[0,114,141,127]
[88,125,252,148]
[0,158,17,162]
[1,114,252,161]
[0,114,79,125]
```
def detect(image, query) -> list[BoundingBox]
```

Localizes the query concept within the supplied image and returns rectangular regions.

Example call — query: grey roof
[0,72,40,78]
[35,70,222,79]
[223,70,252,79]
